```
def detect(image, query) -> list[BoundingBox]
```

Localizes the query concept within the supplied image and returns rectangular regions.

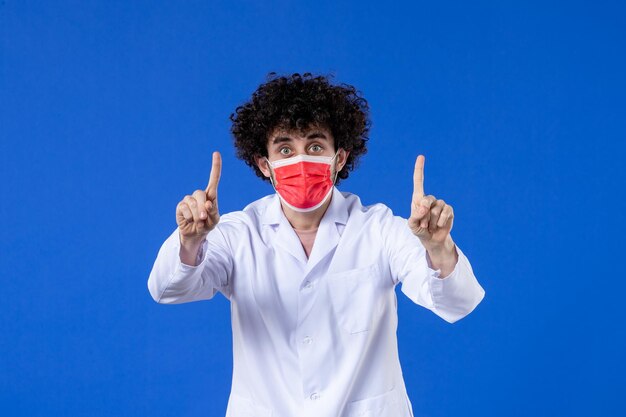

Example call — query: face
[255,125,350,180]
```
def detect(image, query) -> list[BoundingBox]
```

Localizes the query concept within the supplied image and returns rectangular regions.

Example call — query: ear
[337,149,350,172]
[255,155,271,178]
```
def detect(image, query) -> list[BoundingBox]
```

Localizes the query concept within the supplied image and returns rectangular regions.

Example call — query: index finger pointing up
[205,151,222,197]
[413,154,425,199]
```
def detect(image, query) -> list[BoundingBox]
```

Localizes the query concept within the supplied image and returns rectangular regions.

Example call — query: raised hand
[176,152,222,245]
[407,155,455,249]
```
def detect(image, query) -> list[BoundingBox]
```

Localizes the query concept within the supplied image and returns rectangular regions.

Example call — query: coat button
[304,281,313,289]
[310,392,320,400]
[303,336,312,345]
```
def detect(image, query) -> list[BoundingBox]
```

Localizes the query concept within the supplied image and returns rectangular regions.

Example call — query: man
[148,73,485,417]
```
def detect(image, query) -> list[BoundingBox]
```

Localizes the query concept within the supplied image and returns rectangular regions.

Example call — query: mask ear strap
[331,149,342,184]
[265,157,277,188]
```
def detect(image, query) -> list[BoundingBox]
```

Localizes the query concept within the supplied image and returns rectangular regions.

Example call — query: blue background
[1,1,625,416]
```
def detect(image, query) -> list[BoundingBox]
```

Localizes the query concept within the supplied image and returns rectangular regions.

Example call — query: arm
[381,209,484,323]
[147,225,232,304]
[147,151,231,304]
[381,209,485,323]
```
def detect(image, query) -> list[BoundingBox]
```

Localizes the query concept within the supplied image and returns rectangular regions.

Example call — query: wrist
[179,232,206,249]
[179,233,206,267]
[424,235,457,277]
[423,235,455,255]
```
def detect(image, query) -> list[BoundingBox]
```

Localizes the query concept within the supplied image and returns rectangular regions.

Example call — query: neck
[281,193,333,230]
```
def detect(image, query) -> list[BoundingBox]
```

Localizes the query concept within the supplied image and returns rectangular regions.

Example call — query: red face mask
[266,152,340,212]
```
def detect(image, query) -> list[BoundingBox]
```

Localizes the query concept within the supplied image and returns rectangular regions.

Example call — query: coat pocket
[328,263,382,334]
[345,387,405,417]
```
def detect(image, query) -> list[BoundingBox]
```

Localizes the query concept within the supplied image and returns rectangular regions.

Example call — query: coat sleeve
[147,221,233,304]
[379,206,485,323]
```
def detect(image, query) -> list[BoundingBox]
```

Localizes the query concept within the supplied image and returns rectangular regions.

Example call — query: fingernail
[200,212,206,219]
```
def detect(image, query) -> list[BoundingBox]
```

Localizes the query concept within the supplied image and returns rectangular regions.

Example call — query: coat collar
[260,187,349,227]
[260,187,349,271]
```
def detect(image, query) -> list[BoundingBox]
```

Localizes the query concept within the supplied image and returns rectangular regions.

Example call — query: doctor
[148,73,485,417]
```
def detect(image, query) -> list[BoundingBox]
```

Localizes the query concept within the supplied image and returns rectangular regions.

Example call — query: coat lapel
[304,188,349,274]
[260,188,350,271]
[261,193,308,265]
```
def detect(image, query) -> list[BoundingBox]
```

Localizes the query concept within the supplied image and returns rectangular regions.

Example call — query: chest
[227,223,395,334]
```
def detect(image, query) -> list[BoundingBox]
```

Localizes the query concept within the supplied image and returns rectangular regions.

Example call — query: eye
[279,147,292,155]
[309,144,323,152]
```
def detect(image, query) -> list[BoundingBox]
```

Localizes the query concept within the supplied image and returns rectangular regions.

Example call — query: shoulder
[214,193,274,231]
[340,190,398,221]
[241,193,275,220]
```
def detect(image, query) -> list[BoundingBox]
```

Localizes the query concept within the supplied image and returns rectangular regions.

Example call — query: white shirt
[147,188,485,417]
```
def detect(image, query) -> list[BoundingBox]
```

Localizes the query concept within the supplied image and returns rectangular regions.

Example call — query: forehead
[268,124,333,142]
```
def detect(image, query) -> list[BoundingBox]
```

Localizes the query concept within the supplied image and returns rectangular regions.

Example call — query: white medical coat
[148,187,485,417]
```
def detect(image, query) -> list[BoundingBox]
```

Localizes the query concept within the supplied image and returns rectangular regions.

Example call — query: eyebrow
[271,131,329,144]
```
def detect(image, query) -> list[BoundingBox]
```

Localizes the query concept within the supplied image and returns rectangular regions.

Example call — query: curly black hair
[229,72,371,184]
